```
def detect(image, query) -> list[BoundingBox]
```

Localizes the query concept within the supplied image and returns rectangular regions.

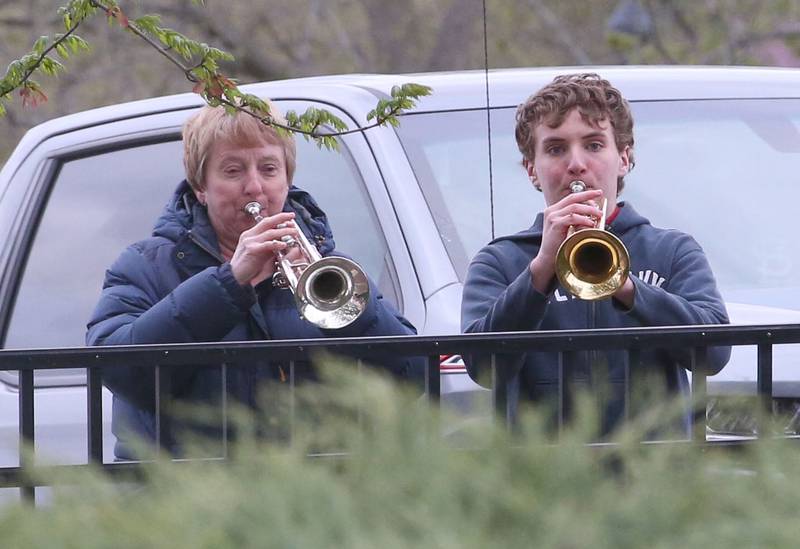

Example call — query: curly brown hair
[515,73,635,193]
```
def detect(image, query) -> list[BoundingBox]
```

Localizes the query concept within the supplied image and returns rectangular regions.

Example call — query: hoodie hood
[489,201,651,246]
[152,180,336,256]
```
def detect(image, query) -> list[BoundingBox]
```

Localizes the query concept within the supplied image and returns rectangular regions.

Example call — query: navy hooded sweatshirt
[461,202,730,437]
[87,180,422,458]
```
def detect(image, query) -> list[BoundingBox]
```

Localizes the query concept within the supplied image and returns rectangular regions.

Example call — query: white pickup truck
[3,65,800,466]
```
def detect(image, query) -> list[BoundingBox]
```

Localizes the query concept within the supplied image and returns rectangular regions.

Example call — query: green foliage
[0,0,96,112]
[0,0,432,152]
[366,83,433,128]
[3,365,800,547]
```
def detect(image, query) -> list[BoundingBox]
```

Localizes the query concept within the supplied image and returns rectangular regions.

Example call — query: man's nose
[566,148,588,174]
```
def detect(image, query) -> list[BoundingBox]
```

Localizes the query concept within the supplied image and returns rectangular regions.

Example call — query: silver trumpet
[244,201,370,329]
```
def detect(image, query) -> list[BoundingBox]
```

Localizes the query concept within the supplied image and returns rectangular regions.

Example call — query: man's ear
[195,189,206,206]
[525,161,541,190]
[618,146,631,176]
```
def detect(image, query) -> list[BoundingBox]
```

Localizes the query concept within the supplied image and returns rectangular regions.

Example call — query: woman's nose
[242,166,262,195]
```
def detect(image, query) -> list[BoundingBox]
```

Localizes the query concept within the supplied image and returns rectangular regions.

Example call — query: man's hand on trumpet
[529,187,603,294]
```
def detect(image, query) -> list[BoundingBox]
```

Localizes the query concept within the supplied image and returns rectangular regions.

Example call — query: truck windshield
[396,99,800,313]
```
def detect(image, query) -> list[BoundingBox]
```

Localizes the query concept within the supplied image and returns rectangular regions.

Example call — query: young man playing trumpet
[461,73,730,437]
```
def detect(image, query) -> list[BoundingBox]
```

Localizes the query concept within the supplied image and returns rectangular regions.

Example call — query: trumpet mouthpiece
[244,201,262,217]
[569,180,587,193]
[244,201,265,222]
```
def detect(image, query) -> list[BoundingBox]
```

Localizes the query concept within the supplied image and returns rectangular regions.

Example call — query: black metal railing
[1,322,798,501]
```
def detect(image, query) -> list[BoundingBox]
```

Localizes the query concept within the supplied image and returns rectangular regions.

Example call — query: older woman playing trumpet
[87,101,421,459]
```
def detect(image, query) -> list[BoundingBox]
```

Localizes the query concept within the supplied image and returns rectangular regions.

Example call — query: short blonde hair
[182,100,297,191]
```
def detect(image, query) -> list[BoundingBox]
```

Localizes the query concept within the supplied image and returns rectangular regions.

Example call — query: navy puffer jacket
[87,180,421,458]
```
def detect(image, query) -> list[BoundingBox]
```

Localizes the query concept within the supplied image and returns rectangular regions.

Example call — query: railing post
[625,348,641,423]
[289,360,296,447]
[757,343,773,439]
[221,363,229,459]
[155,365,172,457]
[426,354,441,403]
[423,354,442,442]
[691,347,709,443]
[491,353,510,429]
[18,369,34,502]
[87,367,103,464]
[558,351,577,439]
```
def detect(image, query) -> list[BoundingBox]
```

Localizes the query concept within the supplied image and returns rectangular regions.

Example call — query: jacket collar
[491,201,650,246]
[153,180,336,267]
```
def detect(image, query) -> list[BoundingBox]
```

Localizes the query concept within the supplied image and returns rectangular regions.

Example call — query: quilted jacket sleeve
[86,242,255,410]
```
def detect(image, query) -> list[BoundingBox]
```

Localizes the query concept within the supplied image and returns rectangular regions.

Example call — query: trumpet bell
[244,200,370,329]
[295,256,370,329]
[556,228,629,301]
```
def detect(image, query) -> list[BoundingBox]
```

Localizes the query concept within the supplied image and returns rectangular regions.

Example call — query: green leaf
[68,35,90,54]
[56,43,70,60]
[134,14,162,33]
[32,36,48,56]
[40,57,65,76]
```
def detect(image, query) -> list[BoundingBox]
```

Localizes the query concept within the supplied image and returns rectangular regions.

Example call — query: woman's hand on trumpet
[230,211,303,286]
[529,188,603,294]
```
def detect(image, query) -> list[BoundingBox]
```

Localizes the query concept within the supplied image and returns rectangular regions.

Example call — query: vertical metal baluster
[155,365,171,457]
[491,353,509,429]
[221,363,229,459]
[426,354,441,441]
[625,349,641,424]
[289,360,296,447]
[426,354,441,403]
[356,358,364,434]
[19,369,34,502]
[87,367,103,464]
[558,351,577,440]
[757,343,773,440]
[558,351,565,438]
[691,347,708,443]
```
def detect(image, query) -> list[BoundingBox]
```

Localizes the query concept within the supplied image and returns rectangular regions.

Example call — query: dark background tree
[2,0,800,164]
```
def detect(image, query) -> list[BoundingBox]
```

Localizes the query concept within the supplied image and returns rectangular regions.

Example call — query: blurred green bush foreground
[3,364,800,548]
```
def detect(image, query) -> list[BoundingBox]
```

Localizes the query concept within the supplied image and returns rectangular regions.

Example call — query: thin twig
[88,0,199,82]
[0,21,82,97]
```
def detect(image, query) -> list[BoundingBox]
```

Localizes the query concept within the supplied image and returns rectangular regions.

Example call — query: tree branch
[1,0,431,149]
[0,19,82,97]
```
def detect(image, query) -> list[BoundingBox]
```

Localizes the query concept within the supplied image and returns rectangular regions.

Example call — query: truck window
[1,127,399,387]
[2,140,184,386]
[292,137,401,310]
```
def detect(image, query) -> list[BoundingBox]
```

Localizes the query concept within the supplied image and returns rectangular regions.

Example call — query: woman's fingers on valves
[252,211,295,232]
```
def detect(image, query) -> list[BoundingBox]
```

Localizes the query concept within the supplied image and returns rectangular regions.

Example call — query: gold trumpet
[554,180,629,300]
[244,202,370,329]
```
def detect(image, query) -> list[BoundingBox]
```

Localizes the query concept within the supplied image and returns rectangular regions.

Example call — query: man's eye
[587,142,603,151]
[260,164,278,174]
[546,146,563,155]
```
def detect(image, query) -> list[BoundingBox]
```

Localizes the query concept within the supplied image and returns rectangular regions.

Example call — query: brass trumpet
[554,181,629,300]
[244,202,370,329]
